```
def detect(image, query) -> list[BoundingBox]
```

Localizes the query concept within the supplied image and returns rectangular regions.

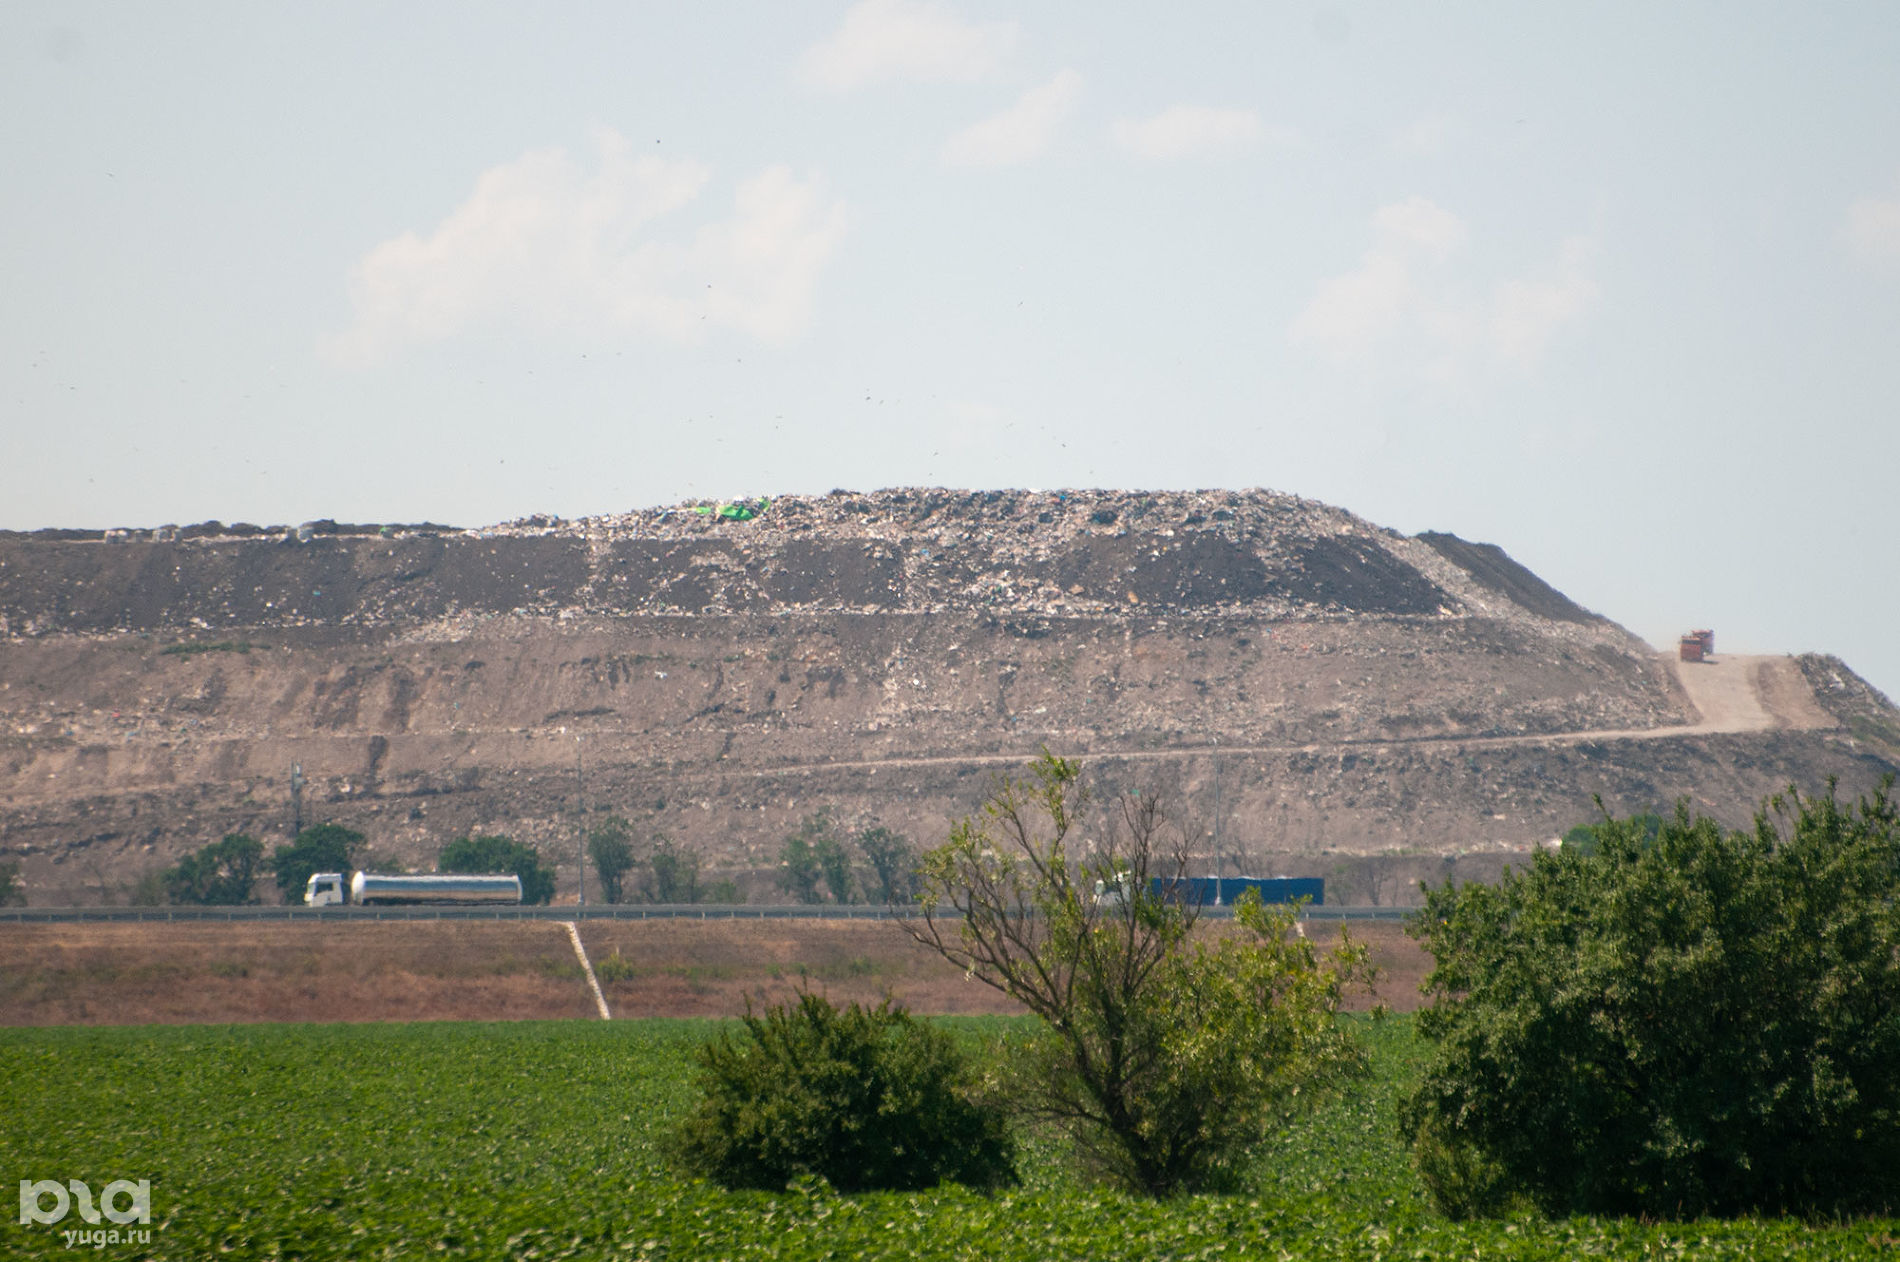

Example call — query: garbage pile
[0,488,1639,655]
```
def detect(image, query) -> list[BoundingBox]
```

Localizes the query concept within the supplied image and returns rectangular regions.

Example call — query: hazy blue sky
[5,4,1898,698]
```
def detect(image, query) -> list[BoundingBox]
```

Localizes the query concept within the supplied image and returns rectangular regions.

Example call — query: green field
[1,1016,1892,1260]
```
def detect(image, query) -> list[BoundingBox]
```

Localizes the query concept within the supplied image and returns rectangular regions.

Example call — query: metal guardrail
[1297,905,1413,921]
[0,904,911,924]
[0,903,1414,924]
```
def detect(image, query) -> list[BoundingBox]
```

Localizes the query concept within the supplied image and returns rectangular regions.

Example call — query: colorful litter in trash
[694,497,770,522]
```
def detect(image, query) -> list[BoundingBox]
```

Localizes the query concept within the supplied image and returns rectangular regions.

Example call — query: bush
[162,834,263,905]
[856,825,918,904]
[0,860,25,907]
[269,824,365,904]
[776,810,870,904]
[670,992,1015,1193]
[1560,810,1661,857]
[592,950,636,983]
[643,833,701,904]
[439,834,557,905]
[1402,780,1900,1219]
[814,834,854,903]
[777,812,832,904]
[586,816,635,904]
[130,871,166,907]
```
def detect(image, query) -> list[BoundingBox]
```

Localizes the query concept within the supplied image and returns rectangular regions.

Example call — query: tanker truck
[303,871,523,907]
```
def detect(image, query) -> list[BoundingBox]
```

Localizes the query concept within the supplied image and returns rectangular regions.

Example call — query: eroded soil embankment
[0,918,1426,1026]
[0,614,1737,904]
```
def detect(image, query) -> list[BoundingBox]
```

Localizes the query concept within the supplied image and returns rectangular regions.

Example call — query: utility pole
[290,762,304,837]
[575,736,585,906]
[1211,739,1222,901]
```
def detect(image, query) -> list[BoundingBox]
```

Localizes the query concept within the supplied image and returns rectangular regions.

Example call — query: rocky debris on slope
[1415,532,1597,624]
[0,489,1635,658]
[1799,654,1900,758]
[0,519,460,544]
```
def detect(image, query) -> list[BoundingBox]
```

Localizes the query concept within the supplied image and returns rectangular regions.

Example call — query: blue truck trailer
[1151,876,1324,907]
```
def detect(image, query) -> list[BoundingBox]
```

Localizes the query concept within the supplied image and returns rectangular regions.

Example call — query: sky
[4,3,1898,700]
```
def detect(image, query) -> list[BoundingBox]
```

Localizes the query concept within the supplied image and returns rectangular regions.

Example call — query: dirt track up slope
[692,652,1840,783]
[1669,654,1836,734]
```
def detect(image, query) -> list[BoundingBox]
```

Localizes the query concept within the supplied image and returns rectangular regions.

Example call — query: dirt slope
[2,488,1894,906]
[1669,655,1817,732]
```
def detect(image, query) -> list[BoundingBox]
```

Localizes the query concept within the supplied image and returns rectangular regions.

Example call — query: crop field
[3,1016,1892,1260]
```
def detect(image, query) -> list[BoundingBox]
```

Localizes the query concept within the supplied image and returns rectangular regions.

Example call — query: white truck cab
[1092,869,1133,907]
[304,872,348,907]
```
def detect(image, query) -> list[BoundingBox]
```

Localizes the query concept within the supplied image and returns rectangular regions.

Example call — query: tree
[0,860,25,908]
[644,833,701,904]
[269,823,365,905]
[777,812,830,904]
[587,815,636,904]
[439,834,557,905]
[1335,851,1405,907]
[815,834,854,903]
[1560,810,1662,856]
[1401,781,1900,1219]
[162,834,263,905]
[778,835,822,903]
[670,991,1015,1193]
[908,752,1372,1196]
[857,825,919,904]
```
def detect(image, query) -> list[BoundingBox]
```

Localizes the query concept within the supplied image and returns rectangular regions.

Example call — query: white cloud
[1488,236,1598,365]
[797,0,1016,91]
[1288,248,1415,355]
[1371,195,1466,258]
[1110,105,1290,161]
[940,69,1083,167]
[1290,196,1597,380]
[1845,185,1900,267]
[325,130,848,364]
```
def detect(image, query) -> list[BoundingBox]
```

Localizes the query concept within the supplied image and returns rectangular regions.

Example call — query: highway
[0,903,1410,924]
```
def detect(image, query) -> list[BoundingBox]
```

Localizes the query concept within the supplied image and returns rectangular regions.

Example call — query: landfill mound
[2,488,1895,906]
[0,489,1646,631]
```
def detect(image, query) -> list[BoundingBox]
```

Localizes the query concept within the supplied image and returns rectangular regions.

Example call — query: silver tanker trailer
[303,871,523,906]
